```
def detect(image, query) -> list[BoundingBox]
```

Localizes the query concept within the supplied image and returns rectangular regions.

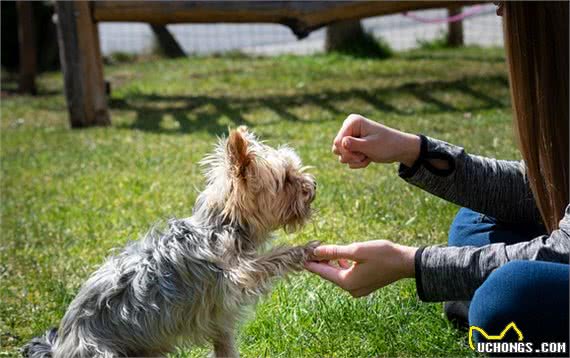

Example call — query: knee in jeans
[469,261,529,338]
[448,208,479,246]
[448,208,494,247]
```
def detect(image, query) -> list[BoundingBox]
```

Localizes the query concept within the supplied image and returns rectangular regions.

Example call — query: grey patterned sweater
[398,135,570,302]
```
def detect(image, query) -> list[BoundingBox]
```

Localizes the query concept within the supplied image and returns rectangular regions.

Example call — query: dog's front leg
[212,331,238,358]
[230,241,319,295]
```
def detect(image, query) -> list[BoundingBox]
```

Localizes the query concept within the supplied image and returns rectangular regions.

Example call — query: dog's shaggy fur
[23,127,318,358]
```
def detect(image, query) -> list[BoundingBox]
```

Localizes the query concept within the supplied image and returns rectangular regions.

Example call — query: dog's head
[200,126,316,240]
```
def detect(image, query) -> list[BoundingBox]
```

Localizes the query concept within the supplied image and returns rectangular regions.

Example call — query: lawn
[1,47,516,357]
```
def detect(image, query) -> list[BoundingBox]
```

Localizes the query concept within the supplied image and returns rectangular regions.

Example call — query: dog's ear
[227,127,251,179]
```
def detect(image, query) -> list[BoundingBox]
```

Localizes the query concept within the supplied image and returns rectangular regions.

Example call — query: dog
[23,127,318,357]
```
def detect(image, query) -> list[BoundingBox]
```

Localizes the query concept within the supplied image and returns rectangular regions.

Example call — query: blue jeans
[448,208,569,347]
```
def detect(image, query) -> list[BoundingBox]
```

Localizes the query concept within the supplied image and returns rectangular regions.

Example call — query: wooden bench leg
[54,1,110,128]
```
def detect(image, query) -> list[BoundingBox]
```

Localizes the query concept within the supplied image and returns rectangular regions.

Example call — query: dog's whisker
[300,165,315,173]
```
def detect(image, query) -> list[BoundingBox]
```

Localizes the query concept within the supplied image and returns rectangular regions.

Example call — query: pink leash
[402,5,484,24]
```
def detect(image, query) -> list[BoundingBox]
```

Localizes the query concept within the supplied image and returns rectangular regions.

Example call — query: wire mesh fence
[98,4,502,57]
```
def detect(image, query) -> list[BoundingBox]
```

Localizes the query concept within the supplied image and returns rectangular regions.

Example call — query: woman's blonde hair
[503,1,569,232]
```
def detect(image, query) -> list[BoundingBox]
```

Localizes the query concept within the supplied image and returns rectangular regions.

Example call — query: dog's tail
[21,328,58,358]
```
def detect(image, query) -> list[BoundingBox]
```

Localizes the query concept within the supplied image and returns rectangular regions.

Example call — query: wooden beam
[55,1,110,128]
[93,1,486,38]
[16,1,37,94]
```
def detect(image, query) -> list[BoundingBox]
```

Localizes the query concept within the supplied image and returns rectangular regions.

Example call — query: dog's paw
[303,240,321,261]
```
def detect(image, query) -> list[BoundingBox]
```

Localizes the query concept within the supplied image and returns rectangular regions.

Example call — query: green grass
[1,46,516,357]
[417,30,450,51]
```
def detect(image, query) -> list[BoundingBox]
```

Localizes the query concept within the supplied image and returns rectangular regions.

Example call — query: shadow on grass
[400,51,506,64]
[0,74,60,97]
[110,74,509,135]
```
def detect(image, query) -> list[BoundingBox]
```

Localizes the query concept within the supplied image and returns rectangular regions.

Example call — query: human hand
[304,240,417,297]
[332,114,421,168]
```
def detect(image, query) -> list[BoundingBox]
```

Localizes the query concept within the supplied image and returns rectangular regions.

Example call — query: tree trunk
[447,6,464,47]
[325,19,365,52]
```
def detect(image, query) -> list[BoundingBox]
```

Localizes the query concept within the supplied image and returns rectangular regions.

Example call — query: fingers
[335,136,369,165]
[333,131,372,169]
[312,244,357,260]
[348,158,371,169]
[332,144,340,155]
[338,259,352,269]
[333,139,365,160]
[338,152,367,164]
[332,142,355,160]
[304,261,346,287]
[332,114,364,155]
[305,261,374,298]
[341,136,368,154]
[334,115,363,147]
[349,287,374,298]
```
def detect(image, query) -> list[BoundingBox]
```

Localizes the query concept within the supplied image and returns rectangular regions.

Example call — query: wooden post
[54,1,110,128]
[447,6,464,47]
[17,1,37,94]
[150,25,186,58]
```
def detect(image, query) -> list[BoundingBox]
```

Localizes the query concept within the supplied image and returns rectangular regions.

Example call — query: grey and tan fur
[23,127,318,358]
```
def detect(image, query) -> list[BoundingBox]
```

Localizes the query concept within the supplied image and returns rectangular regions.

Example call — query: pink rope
[403,5,484,24]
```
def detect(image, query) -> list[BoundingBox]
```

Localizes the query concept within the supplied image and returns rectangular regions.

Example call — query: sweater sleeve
[414,206,570,302]
[398,135,568,302]
[398,135,542,225]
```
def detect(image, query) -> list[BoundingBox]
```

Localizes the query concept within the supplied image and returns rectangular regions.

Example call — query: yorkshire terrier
[24,127,318,357]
